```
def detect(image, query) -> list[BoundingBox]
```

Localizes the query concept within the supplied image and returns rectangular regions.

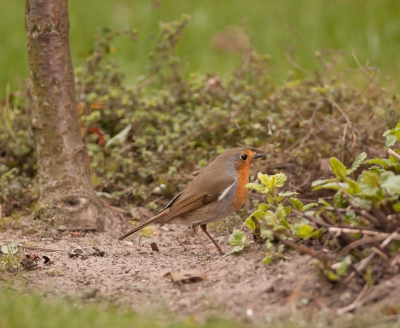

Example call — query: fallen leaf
[68,247,105,258]
[1,242,18,255]
[77,102,85,116]
[150,242,159,252]
[90,101,105,110]
[87,127,106,146]
[43,255,52,265]
[163,270,207,283]
[20,254,39,270]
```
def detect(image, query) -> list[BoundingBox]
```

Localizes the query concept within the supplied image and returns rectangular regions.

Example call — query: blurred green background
[2,0,400,97]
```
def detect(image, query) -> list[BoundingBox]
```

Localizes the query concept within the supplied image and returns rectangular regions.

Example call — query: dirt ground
[1,213,400,326]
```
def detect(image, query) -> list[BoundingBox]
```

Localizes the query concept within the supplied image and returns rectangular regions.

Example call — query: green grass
[0,288,398,328]
[2,0,400,97]
[0,289,249,328]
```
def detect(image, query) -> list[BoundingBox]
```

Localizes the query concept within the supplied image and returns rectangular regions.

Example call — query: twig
[352,50,387,111]
[321,212,357,245]
[328,228,400,238]
[176,238,190,251]
[389,252,400,267]
[388,148,400,161]
[338,234,398,257]
[284,51,309,75]
[101,201,128,213]
[359,209,381,226]
[287,278,307,316]
[341,232,398,286]
[272,231,316,256]
[337,287,389,315]
[337,283,369,315]
[17,244,66,253]
[328,99,352,128]
[371,246,390,261]
[69,227,97,232]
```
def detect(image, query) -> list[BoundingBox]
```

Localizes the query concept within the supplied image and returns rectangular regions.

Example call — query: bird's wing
[163,173,236,224]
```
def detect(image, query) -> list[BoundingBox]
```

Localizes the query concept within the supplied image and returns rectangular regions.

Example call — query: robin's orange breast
[231,165,250,210]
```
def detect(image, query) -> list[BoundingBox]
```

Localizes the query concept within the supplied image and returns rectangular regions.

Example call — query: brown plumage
[118,147,265,254]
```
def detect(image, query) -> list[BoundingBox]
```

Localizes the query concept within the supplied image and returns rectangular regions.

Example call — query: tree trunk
[25,0,105,230]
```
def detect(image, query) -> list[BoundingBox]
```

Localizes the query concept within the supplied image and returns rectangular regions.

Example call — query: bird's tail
[118,210,169,240]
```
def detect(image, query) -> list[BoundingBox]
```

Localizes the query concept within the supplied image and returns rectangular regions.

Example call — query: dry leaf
[163,270,207,283]
[20,254,39,270]
[90,101,105,110]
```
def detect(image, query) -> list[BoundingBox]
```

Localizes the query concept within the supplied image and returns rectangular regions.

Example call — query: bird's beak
[254,153,266,159]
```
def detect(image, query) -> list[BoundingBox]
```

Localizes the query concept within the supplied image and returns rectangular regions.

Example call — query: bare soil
[1,213,399,326]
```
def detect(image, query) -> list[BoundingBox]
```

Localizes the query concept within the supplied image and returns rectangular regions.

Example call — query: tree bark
[25,0,105,230]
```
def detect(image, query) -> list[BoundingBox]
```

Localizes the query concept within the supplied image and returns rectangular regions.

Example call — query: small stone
[57,225,67,232]
[69,248,83,257]
[81,287,100,300]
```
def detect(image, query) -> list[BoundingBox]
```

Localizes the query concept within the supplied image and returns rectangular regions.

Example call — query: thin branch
[352,49,387,111]
[388,148,400,161]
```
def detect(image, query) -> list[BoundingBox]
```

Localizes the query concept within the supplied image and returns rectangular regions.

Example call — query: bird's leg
[200,224,224,255]
[192,223,211,253]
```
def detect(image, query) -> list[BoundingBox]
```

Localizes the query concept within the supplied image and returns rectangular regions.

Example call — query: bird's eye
[240,154,248,160]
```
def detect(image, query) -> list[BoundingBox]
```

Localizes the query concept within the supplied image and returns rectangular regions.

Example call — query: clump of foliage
[0,15,398,220]
[242,120,400,285]
[224,229,248,257]
[307,122,400,284]
[0,242,20,271]
[0,168,34,217]
[229,172,321,263]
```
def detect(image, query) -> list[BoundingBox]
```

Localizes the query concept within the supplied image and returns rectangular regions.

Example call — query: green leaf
[262,253,273,265]
[365,158,391,169]
[232,245,245,253]
[223,229,248,257]
[246,182,269,194]
[318,198,331,207]
[290,198,303,211]
[313,182,348,191]
[329,157,348,179]
[277,244,285,254]
[257,172,270,187]
[248,210,265,222]
[337,256,352,276]
[386,135,397,147]
[105,124,132,148]
[274,173,287,188]
[393,203,400,212]
[380,172,400,195]
[311,179,334,187]
[260,229,274,240]
[265,239,273,251]
[258,203,270,211]
[284,206,292,216]
[345,177,361,194]
[278,191,298,197]
[327,270,340,282]
[263,210,278,226]
[347,152,367,174]
[275,204,290,229]
[333,191,347,208]
[228,229,247,247]
[302,203,318,211]
[1,242,18,255]
[244,216,257,232]
[308,228,323,238]
[383,129,392,137]
[291,223,314,239]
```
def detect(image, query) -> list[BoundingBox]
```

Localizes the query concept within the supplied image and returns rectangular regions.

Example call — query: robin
[118,147,265,254]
